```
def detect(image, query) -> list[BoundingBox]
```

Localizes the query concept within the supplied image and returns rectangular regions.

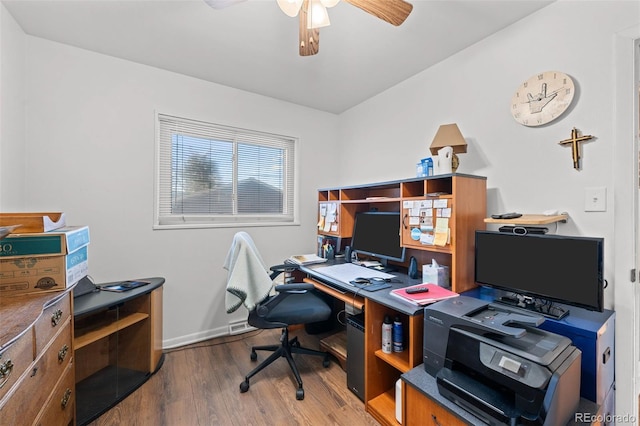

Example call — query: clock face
[511,71,575,127]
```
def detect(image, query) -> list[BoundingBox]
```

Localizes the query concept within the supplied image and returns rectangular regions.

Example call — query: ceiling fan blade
[344,0,413,26]
[299,0,320,56]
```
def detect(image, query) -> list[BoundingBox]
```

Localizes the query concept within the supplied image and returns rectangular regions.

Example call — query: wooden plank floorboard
[86,328,377,426]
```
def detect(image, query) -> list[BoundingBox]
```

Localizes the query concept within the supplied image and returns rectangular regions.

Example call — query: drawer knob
[51,309,63,327]
[61,388,72,409]
[58,344,69,363]
[0,358,14,389]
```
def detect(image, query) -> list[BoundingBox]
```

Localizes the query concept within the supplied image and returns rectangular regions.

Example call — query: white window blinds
[157,113,296,227]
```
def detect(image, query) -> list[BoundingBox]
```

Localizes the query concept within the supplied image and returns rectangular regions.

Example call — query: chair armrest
[255,283,316,320]
[274,283,314,292]
[269,263,300,280]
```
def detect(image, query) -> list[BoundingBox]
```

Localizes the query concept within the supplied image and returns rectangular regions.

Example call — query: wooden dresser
[0,289,75,425]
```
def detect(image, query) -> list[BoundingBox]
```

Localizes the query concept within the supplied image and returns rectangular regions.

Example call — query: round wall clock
[511,71,575,127]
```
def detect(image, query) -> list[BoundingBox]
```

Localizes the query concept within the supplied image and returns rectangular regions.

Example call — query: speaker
[498,225,548,235]
[344,246,352,263]
[408,256,418,279]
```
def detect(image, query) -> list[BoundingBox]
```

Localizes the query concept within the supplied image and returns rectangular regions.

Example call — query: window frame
[154,112,300,230]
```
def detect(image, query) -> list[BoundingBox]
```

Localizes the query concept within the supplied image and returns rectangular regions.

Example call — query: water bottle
[393,316,404,352]
[382,316,392,354]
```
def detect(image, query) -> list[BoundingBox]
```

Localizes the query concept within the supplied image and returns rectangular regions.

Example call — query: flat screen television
[351,211,405,269]
[474,230,604,319]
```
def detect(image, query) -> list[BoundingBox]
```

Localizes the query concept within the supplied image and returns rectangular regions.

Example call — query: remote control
[405,286,429,294]
[491,212,523,219]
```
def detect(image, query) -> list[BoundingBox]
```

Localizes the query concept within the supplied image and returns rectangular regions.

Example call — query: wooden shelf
[340,197,402,204]
[375,349,410,373]
[367,388,397,426]
[484,213,568,225]
[74,312,149,349]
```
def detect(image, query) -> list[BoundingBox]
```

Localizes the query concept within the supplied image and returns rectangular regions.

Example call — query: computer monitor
[474,230,604,318]
[350,211,405,268]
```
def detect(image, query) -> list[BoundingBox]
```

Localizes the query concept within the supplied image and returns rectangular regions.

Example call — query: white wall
[17,36,339,346]
[0,4,26,209]
[337,0,640,419]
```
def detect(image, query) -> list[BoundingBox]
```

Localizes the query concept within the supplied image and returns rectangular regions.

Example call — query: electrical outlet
[584,186,606,212]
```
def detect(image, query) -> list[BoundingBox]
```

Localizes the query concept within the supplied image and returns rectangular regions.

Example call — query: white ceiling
[3,0,553,114]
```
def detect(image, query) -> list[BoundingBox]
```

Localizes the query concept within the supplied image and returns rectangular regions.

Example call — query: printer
[424,296,581,426]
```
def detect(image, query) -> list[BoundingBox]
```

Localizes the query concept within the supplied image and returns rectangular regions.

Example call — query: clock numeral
[512,104,518,110]
[537,118,542,124]
[514,113,520,118]
[537,74,544,80]
[523,82,528,88]
[565,88,571,95]
[563,78,567,84]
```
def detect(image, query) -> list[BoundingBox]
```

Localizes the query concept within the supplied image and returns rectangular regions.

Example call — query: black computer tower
[346,313,365,401]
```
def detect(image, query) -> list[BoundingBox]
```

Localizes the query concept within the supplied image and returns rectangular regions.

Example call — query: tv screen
[474,231,604,314]
[351,211,405,263]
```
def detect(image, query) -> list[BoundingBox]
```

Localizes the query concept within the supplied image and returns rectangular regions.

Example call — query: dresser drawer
[34,293,71,355]
[0,329,34,402]
[0,320,72,425]
[35,361,75,426]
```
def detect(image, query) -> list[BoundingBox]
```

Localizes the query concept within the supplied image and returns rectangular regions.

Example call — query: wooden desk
[300,261,423,426]
[73,277,164,425]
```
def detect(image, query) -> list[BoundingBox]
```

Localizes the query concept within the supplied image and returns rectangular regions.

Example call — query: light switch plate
[584,186,607,212]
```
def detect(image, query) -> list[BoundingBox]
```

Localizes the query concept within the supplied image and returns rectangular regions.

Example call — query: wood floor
[86,328,378,426]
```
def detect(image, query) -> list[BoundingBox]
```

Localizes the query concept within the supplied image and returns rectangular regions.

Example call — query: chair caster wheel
[296,388,304,400]
[250,351,257,361]
[292,340,300,348]
[323,357,330,368]
[240,380,250,393]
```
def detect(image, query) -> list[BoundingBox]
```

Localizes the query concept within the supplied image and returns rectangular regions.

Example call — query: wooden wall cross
[558,127,595,170]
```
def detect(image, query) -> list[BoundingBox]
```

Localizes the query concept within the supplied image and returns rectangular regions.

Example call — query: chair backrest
[224,232,274,314]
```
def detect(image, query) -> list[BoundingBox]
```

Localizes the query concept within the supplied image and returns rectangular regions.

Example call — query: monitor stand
[496,295,569,320]
[367,259,397,274]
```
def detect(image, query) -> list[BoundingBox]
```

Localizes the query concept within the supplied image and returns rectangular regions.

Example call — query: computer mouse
[353,277,370,284]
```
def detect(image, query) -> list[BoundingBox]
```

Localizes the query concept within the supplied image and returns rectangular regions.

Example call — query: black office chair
[224,232,332,400]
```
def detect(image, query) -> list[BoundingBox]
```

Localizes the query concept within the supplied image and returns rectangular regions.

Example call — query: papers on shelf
[389,283,459,306]
[287,254,328,266]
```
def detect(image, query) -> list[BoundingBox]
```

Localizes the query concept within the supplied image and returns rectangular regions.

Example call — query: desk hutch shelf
[317,174,487,294]
[484,213,568,225]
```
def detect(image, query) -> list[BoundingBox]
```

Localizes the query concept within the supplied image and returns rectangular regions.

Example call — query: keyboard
[313,263,395,285]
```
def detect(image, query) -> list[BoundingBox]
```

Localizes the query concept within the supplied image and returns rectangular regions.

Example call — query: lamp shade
[277,0,304,17]
[307,0,331,28]
[429,123,468,155]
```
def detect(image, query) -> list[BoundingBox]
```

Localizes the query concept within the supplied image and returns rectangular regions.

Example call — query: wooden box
[0,213,66,233]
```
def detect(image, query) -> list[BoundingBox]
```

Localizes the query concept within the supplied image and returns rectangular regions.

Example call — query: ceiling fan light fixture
[307,0,331,29]
[277,0,304,17]
[320,0,340,7]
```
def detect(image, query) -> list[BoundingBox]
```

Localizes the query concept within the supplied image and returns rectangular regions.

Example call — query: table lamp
[429,123,468,172]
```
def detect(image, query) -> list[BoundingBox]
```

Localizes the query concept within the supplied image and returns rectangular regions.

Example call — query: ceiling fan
[204,0,413,56]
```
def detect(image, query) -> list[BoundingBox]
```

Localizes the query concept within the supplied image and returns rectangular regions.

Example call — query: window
[156,113,296,228]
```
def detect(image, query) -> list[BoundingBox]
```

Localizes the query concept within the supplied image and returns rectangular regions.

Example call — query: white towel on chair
[224,232,274,313]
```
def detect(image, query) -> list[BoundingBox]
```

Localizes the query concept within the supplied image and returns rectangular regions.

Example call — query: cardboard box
[0,226,90,258]
[0,245,89,295]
